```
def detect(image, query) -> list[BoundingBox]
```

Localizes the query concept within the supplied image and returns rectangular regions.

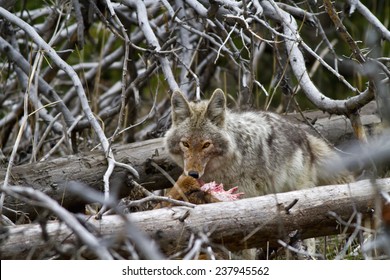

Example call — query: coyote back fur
[165,89,351,198]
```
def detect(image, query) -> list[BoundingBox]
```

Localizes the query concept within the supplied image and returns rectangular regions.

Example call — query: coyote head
[165,89,234,179]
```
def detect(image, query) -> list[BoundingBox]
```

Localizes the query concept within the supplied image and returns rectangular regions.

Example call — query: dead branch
[1,178,389,259]
[0,138,182,220]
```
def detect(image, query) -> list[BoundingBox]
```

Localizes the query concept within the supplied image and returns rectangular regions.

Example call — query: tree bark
[0,104,381,220]
[1,138,182,219]
[1,178,389,259]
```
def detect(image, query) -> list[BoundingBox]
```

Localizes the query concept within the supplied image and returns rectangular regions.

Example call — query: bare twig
[122,0,180,92]
[0,7,139,219]
[1,185,113,259]
[261,1,374,115]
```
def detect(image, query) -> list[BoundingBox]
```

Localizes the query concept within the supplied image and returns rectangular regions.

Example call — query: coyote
[165,88,352,198]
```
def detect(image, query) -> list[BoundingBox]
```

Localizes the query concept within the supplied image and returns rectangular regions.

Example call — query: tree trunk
[1,178,389,259]
[0,104,381,220]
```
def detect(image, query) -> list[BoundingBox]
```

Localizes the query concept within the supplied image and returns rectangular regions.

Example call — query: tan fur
[155,175,220,209]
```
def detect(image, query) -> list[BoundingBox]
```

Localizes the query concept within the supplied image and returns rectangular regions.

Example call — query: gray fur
[165,89,352,198]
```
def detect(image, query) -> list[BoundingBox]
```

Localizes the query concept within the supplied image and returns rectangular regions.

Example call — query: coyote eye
[202,142,211,149]
[181,141,190,148]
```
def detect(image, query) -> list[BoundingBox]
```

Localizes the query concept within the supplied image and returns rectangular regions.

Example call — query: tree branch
[1,178,389,259]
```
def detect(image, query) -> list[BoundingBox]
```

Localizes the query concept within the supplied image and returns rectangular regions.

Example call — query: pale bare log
[0,138,182,220]
[1,178,389,259]
[289,101,380,146]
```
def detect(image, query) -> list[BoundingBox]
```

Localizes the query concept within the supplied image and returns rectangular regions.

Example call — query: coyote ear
[206,88,226,126]
[171,90,191,124]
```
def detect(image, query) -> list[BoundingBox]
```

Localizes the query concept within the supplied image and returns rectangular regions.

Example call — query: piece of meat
[200,181,243,201]
[155,175,243,208]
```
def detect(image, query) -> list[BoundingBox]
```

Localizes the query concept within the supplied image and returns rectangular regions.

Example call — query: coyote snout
[179,138,214,179]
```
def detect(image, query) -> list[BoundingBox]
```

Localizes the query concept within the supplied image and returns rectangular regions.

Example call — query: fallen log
[1,178,389,259]
[0,104,382,220]
[1,138,182,220]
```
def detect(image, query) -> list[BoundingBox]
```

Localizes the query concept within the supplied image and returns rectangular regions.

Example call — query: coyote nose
[188,171,199,179]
